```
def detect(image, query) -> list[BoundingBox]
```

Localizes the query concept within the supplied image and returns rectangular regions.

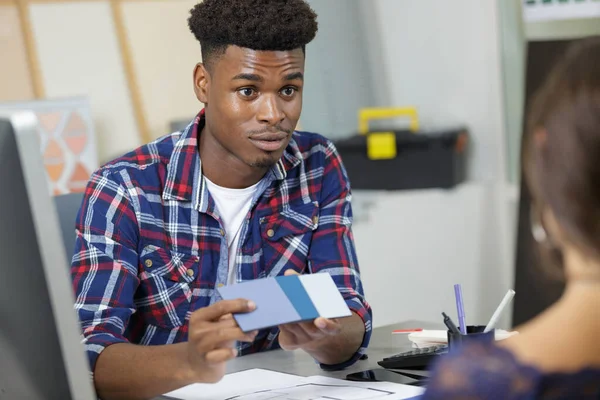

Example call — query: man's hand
[278,317,342,351]
[186,299,258,383]
[277,270,364,365]
[92,299,258,400]
[278,270,342,351]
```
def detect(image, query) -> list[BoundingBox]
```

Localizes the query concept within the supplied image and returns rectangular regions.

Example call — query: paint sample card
[217,273,352,332]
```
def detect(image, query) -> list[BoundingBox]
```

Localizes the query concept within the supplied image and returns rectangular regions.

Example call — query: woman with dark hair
[423,37,600,399]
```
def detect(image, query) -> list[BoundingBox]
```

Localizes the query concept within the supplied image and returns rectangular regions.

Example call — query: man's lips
[249,132,289,152]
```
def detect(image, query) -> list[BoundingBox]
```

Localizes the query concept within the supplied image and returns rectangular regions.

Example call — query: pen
[484,289,516,333]
[442,312,460,335]
[454,284,467,334]
[392,328,423,334]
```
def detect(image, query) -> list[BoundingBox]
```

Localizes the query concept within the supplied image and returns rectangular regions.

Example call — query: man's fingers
[204,347,238,365]
[278,324,302,350]
[297,320,321,336]
[194,326,252,351]
[193,316,238,335]
[281,323,312,344]
[278,323,295,335]
[314,317,342,335]
[208,327,258,345]
[284,269,300,276]
[219,313,234,322]
[192,299,256,322]
[278,323,296,336]
[240,330,259,343]
[286,319,323,338]
[216,314,256,341]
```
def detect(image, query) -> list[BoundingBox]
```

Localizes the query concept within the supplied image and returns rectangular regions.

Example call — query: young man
[71,1,372,399]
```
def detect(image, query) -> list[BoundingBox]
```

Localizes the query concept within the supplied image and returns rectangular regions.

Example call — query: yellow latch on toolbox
[358,107,419,160]
[367,132,397,160]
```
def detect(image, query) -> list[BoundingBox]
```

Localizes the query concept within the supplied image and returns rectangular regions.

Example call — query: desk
[156,320,441,399]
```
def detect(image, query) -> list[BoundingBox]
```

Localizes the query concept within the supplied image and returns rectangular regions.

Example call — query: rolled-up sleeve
[70,168,140,373]
[308,140,373,370]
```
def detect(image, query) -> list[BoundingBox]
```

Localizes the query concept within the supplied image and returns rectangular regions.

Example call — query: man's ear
[193,63,209,104]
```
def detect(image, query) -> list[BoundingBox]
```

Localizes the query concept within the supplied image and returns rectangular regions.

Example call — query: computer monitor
[0,112,96,399]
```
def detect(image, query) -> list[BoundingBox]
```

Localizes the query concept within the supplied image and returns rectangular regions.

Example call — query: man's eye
[239,88,256,97]
[281,87,296,97]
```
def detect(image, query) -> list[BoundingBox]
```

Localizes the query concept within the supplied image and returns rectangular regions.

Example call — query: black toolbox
[333,108,469,191]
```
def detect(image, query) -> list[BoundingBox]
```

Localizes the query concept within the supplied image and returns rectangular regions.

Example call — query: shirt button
[220,229,225,236]
[218,283,224,288]
[145,259,153,268]
[186,269,194,277]
[267,229,275,238]
[312,216,319,225]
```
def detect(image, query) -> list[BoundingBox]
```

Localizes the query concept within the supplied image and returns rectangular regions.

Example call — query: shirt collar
[162,110,301,204]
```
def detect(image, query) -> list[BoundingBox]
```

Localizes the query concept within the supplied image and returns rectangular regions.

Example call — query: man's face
[195,46,305,169]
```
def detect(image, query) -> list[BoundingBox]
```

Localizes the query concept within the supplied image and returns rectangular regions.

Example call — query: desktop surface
[154,320,441,400]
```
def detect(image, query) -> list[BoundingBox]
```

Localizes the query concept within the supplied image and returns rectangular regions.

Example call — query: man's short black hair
[188,0,318,70]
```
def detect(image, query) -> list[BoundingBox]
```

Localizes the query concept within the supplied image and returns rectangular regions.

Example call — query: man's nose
[256,94,285,126]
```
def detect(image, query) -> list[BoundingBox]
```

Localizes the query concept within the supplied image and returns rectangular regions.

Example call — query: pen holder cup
[447,325,493,351]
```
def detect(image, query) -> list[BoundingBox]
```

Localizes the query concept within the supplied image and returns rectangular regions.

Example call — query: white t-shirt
[204,176,259,285]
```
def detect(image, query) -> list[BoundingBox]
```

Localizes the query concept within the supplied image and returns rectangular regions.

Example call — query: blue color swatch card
[217,273,352,332]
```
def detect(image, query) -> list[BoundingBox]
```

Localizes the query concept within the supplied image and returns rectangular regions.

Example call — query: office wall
[499,0,527,186]
[0,4,35,102]
[1,0,205,163]
[29,1,141,161]
[120,0,200,140]
[363,0,507,183]
[352,184,502,327]
[348,0,514,329]
[302,0,377,138]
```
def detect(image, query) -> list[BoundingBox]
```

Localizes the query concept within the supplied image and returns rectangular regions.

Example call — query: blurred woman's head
[525,36,600,282]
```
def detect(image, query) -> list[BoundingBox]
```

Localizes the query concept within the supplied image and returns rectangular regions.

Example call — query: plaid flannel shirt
[71,111,372,374]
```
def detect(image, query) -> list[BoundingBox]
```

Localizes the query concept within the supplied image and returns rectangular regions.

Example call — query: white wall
[121,0,201,141]
[302,0,378,138]
[499,0,527,185]
[0,5,35,102]
[362,0,507,183]
[350,0,515,329]
[353,183,514,329]
[29,2,141,161]
[5,1,208,163]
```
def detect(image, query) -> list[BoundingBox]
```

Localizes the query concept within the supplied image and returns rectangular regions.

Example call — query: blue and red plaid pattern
[71,111,372,373]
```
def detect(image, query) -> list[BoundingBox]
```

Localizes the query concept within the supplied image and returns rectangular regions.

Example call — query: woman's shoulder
[421,341,600,400]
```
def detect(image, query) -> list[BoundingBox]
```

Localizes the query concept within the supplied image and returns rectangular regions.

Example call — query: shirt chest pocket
[260,202,319,274]
[136,245,200,329]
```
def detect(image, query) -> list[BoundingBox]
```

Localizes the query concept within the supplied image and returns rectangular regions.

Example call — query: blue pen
[454,284,467,334]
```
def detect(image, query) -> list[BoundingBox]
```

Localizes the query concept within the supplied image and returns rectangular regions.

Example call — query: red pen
[392,328,423,334]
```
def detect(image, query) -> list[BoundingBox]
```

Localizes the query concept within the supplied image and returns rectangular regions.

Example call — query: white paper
[303,375,424,399]
[164,368,424,400]
[164,369,302,400]
[407,329,518,347]
[299,274,352,319]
